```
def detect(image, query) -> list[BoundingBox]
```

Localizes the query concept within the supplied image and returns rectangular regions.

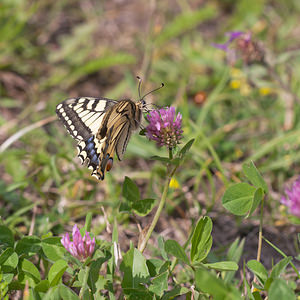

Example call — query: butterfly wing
[56,97,117,141]
[56,97,142,180]
[95,100,142,180]
[56,97,117,178]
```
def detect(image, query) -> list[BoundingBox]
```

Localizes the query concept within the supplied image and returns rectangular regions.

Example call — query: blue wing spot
[91,154,99,165]
[87,136,93,142]
[86,142,94,150]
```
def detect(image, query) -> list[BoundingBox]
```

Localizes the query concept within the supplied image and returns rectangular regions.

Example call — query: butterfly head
[136,76,164,113]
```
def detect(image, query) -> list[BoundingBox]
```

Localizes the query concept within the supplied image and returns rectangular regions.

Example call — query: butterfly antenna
[137,76,142,99]
[145,103,161,109]
[141,83,164,100]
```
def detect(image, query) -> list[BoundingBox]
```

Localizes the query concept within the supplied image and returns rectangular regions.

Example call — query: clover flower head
[61,224,95,260]
[146,106,183,149]
[212,31,264,65]
[281,177,300,218]
[212,31,245,51]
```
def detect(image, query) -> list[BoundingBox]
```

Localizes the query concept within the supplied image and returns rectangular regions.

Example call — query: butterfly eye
[106,158,113,172]
[141,99,146,106]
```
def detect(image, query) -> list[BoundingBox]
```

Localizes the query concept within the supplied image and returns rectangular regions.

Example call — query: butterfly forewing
[56,97,117,140]
[56,97,144,180]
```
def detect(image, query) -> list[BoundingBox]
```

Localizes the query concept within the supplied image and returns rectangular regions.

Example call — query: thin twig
[256,196,265,262]
[29,205,37,236]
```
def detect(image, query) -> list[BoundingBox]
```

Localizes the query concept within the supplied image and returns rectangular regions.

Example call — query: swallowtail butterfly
[56,79,163,180]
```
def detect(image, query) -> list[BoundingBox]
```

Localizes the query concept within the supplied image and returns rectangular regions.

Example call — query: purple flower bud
[281,177,300,218]
[61,224,95,260]
[146,107,183,149]
[212,31,264,65]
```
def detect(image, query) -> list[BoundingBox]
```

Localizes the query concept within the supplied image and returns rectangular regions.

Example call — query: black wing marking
[56,97,117,141]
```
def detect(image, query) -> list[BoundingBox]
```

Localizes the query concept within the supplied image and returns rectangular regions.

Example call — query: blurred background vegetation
[0,0,299,268]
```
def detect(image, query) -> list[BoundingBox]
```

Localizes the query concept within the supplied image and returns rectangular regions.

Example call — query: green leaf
[228,239,245,262]
[120,248,150,290]
[222,183,256,216]
[158,236,168,260]
[146,259,165,277]
[190,216,213,263]
[150,156,171,163]
[15,236,41,256]
[224,238,245,283]
[2,251,18,270]
[179,139,195,158]
[42,237,66,261]
[203,261,238,271]
[84,212,92,232]
[247,260,268,285]
[119,287,153,299]
[270,257,292,279]
[149,271,168,297]
[195,268,240,299]
[253,291,263,300]
[2,273,14,284]
[246,187,263,218]
[0,226,14,248]
[170,157,181,166]
[164,240,190,265]
[34,280,50,293]
[88,253,111,293]
[268,278,296,300]
[43,286,60,300]
[123,176,140,202]
[161,285,189,300]
[119,202,131,213]
[21,258,41,283]
[48,259,68,287]
[154,6,216,46]
[242,161,268,193]
[59,284,80,300]
[132,198,156,216]
[0,248,14,266]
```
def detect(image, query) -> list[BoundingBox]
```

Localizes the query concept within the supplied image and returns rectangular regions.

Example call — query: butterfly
[56,78,163,180]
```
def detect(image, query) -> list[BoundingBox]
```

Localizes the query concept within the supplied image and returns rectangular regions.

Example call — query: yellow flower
[230,68,242,78]
[230,79,241,89]
[259,87,272,96]
[235,148,243,159]
[169,178,180,189]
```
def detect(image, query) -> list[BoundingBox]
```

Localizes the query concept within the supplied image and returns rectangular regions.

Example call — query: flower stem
[256,196,265,262]
[139,150,176,253]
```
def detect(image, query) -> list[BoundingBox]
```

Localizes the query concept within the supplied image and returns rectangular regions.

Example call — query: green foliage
[191,216,213,263]
[120,176,156,216]
[1,0,300,298]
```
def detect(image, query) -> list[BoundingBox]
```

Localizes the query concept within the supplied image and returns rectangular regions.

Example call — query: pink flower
[146,107,183,149]
[61,224,95,260]
[281,177,300,218]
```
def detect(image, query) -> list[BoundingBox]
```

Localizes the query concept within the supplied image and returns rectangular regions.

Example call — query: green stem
[139,150,176,253]
[198,130,229,186]
[263,236,300,280]
[256,197,264,262]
